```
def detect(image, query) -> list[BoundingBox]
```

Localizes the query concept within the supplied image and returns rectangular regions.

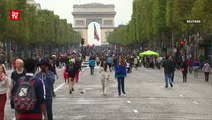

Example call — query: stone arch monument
[72,3,116,45]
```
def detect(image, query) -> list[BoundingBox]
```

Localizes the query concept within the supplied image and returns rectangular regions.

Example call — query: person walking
[74,56,82,83]
[66,58,77,94]
[99,59,110,96]
[96,56,100,66]
[162,56,173,88]
[193,59,200,78]
[170,56,176,82]
[115,56,127,96]
[0,66,9,120]
[8,59,26,109]
[188,57,193,74]
[202,60,211,82]
[48,57,58,97]
[13,59,47,120]
[36,59,55,120]
[181,60,188,82]
[107,56,113,72]
[134,56,139,70]
[89,57,96,75]
[63,64,69,83]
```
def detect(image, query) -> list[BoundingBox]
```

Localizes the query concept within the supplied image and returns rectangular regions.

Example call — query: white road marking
[12,68,86,120]
[85,88,94,90]
[133,109,138,113]
[127,100,131,103]
[193,101,198,104]
[180,95,184,97]
[54,83,65,92]
[148,97,155,100]
[54,68,85,92]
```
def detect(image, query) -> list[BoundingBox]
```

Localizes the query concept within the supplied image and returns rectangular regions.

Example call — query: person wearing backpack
[66,58,77,94]
[0,65,9,120]
[8,59,26,109]
[13,59,47,120]
[89,57,96,75]
[36,59,55,120]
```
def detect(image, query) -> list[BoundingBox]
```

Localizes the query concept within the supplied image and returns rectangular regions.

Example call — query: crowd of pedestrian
[0,47,211,120]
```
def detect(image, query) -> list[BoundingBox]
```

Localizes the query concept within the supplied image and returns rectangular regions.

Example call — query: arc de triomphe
[72,3,116,45]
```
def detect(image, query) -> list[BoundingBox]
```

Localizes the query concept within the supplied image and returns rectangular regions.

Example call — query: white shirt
[99,67,110,80]
[0,75,9,94]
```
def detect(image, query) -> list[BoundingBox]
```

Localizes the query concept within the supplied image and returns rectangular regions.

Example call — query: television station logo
[10,10,21,20]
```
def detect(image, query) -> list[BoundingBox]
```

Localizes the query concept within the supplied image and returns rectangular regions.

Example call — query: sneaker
[69,90,72,94]
[170,83,173,87]
[72,88,74,91]
[165,86,168,88]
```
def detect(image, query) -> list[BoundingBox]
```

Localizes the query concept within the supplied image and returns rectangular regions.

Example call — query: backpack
[67,64,74,74]
[89,60,95,67]
[13,76,37,112]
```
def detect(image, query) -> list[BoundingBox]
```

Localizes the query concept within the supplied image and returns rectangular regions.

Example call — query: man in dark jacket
[170,56,176,82]
[162,56,173,88]
[48,57,57,97]
[36,59,55,120]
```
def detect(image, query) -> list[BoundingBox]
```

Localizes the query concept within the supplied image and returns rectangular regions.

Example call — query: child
[63,66,69,83]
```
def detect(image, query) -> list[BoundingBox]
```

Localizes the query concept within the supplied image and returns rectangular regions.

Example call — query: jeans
[205,72,209,82]
[193,66,199,78]
[165,73,172,87]
[0,94,6,120]
[46,98,53,120]
[183,72,187,82]
[90,67,94,75]
[171,71,175,82]
[108,63,112,72]
[117,77,125,95]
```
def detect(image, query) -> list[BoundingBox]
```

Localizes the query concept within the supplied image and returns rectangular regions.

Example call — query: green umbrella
[139,50,159,57]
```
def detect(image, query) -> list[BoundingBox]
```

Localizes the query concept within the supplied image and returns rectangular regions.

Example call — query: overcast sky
[34,0,133,26]
[34,0,133,45]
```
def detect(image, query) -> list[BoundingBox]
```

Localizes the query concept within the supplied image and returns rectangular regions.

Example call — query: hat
[38,58,49,66]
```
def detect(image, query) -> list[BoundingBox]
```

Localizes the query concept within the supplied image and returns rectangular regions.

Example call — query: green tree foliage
[0,0,80,47]
[108,0,211,47]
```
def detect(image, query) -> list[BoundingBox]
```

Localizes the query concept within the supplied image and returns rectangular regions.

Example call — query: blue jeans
[165,73,172,87]
[117,77,125,95]
[90,67,94,75]
[46,98,53,120]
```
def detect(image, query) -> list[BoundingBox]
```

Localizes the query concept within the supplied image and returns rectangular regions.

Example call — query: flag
[94,24,100,41]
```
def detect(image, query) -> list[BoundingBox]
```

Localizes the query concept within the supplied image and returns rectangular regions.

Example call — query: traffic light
[180,41,184,45]
[176,41,179,45]
[81,38,85,45]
